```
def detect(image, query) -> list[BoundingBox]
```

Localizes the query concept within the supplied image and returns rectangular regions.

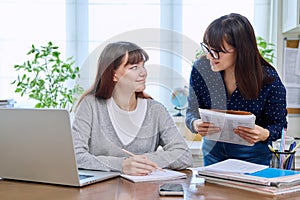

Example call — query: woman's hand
[122,155,158,176]
[234,125,270,144]
[193,119,221,136]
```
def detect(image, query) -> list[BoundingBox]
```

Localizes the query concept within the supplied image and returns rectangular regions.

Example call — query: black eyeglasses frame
[200,42,225,60]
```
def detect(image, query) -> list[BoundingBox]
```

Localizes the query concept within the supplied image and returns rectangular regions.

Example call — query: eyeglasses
[200,42,232,60]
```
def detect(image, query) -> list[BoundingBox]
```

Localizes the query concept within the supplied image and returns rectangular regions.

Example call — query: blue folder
[249,168,300,179]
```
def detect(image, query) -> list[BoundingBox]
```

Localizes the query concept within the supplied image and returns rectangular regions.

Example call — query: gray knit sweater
[72,95,193,172]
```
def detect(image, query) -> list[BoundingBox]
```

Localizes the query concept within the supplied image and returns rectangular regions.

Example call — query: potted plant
[256,36,275,64]
[11,42,84,111]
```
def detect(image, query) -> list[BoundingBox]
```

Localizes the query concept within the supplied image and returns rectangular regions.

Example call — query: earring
[113,74,118,82]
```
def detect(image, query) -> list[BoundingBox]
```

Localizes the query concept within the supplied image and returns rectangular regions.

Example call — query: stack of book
[197,159,300,195]
[0,99,15,108]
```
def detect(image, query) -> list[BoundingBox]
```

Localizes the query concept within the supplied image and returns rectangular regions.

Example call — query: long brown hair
[203,13,274,99]
[77,41,151,107]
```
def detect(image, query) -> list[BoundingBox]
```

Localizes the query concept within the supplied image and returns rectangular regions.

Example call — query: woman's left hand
[234,125,269,144]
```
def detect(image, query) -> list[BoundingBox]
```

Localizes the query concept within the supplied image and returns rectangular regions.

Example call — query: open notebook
[121,169,187,182]
[0,108,119,187]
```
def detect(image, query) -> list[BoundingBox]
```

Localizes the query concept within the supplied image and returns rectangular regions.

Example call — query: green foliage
[195,47,204,61]
[11,42,84,110]
[256,36,275,64]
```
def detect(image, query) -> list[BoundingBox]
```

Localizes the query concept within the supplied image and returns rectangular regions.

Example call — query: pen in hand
[121,148,137,157]
[121,149,165,172]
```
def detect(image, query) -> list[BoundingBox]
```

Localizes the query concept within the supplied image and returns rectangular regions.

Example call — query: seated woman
[72,41,193,175]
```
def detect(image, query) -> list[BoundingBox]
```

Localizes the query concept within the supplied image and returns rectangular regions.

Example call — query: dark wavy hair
[203,13,274,99]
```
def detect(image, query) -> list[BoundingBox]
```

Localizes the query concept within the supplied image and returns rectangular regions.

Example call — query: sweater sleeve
[185,65,201,133]
[185,57,227,133]
[144,102,194,169]
[72,96,124,172]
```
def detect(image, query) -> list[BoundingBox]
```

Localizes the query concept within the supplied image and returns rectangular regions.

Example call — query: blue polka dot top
[185,57,288,143]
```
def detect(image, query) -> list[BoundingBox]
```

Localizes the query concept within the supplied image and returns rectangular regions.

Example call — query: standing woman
[72,41,193,175]
[185,13,287,166]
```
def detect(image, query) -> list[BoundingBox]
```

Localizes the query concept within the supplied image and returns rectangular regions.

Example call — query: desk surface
[1,170,300,200]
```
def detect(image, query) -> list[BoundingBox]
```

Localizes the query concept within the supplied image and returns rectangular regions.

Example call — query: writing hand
[122,155,158,176]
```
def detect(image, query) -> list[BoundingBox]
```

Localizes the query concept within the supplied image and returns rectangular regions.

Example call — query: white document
[199,109,256,146]
[203,159,268,174]
[120,169,187,182]
[283,47,300,108]
[283,47,300,85]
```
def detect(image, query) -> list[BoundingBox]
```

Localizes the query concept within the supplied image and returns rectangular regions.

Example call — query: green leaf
[35,103,42,108]
[21,74,27,81]
[11,41,84,111]
[15,88,23,93]
[52,51,60,58]
[256,36,275,64]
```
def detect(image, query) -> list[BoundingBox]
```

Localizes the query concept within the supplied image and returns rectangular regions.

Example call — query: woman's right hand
[122,155,158,176]
[193,119,221,136]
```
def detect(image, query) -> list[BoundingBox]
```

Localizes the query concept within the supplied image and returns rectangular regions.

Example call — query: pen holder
[270,150,295,170]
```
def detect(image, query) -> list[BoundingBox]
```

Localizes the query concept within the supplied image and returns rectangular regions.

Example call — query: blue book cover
[248,168,300,179]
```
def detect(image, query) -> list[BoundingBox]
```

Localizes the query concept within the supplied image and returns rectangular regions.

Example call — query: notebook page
[120,169,186,182]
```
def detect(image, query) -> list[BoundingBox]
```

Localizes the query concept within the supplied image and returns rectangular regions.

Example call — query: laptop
[0,108,120,187]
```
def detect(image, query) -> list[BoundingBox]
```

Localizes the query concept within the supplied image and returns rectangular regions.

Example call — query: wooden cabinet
[282,0,300,33]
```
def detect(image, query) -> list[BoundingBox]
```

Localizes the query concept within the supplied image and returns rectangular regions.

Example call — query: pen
[283,141,297,168]
[121,148,136,156]
[279,128,286,169]
[268,144,279,159]
[291,142,300,153]
[286,141,296,169]
[121,149,165,172]
[268,144,276,152]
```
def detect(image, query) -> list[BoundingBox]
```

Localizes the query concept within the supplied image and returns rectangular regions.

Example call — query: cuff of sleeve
[189,118,198,133]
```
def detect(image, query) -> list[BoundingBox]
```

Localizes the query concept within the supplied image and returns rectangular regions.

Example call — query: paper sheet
[202,159,269,174]
[283,47,300,107]
[199,109,256,146]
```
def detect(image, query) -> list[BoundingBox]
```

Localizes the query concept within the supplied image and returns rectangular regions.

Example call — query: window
[181,0,254,90]
[0,0,66,106]
[0,0,260,111]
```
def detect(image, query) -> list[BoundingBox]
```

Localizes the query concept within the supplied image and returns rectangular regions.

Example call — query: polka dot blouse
[185,57,288,143]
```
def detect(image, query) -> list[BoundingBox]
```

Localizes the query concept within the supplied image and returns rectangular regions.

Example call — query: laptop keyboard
[79,174,94,180]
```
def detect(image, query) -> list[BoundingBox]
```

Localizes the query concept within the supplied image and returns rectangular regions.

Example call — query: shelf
[282,0,300,33]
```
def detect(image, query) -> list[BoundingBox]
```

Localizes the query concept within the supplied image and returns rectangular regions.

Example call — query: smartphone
[159,183,184,196]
